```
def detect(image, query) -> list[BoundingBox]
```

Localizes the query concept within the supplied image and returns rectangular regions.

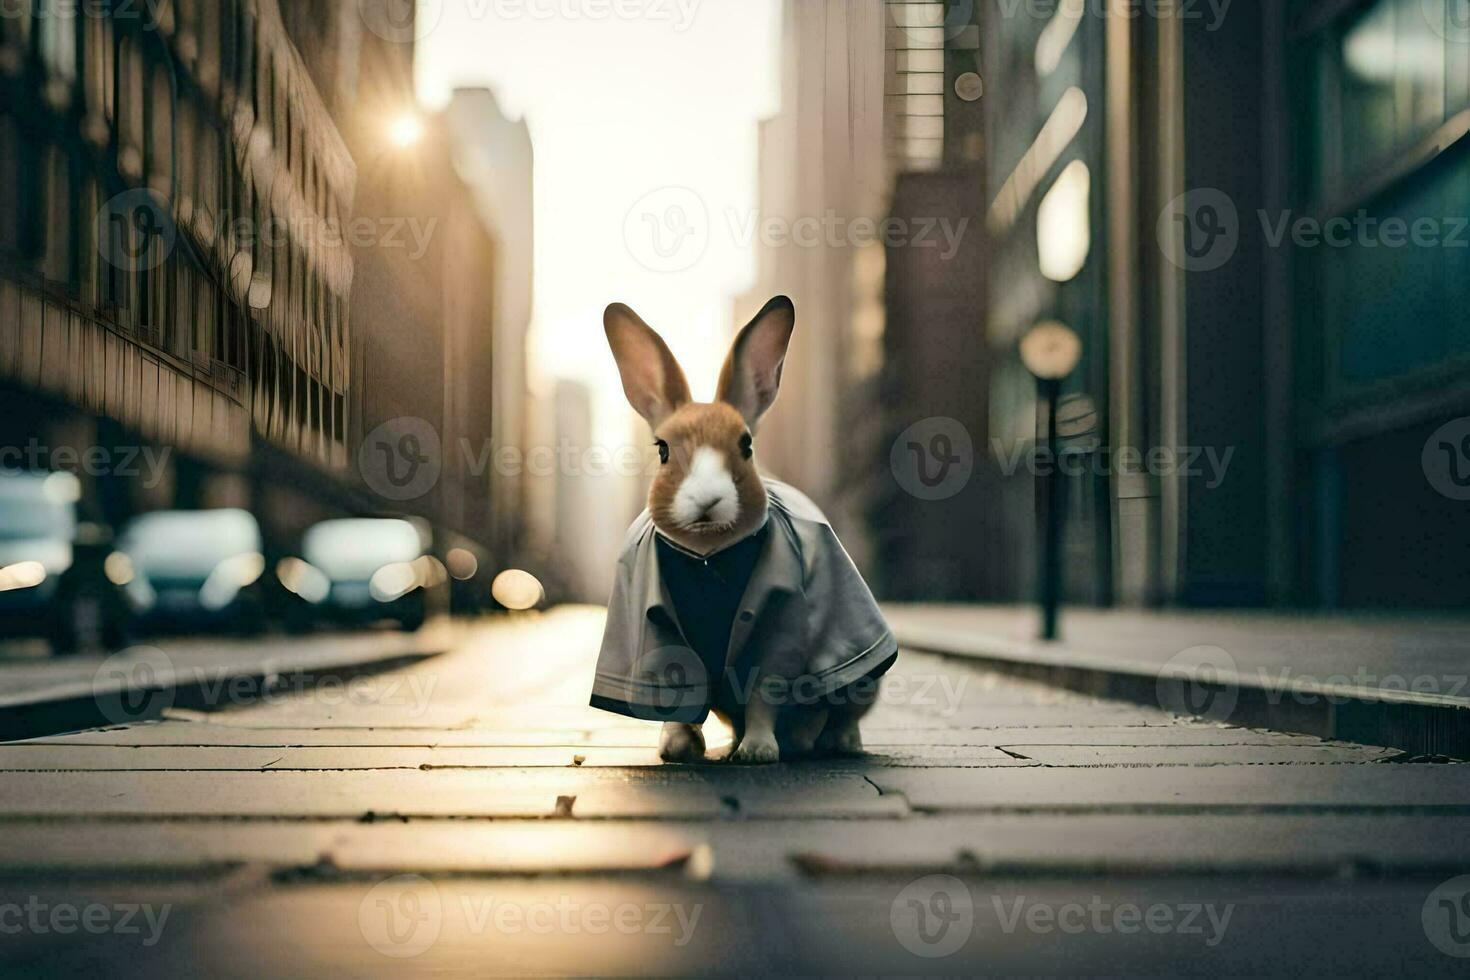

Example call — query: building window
[147,64,174,197]
[38,0,78,97]
[79,175,101,306]
[41,144,73,286]
[83,15,114,130]
[117,36,146,180]
[0,114,18,256]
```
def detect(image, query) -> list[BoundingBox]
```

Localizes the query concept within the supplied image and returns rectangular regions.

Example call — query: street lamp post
[1020,320,1082,642]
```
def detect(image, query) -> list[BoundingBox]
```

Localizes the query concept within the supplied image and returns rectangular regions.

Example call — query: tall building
[866,0,1012,600]
[0,1,517,567]
[445,87,535,569]
[1,0,355,520]
[983,0,1470,609]
[735,0,889,566]
[736,0,1002,588]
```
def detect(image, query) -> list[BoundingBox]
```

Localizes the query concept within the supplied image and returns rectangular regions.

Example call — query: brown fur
[605,295,874,763]
[648,402,768,555]
[605,296,794,556]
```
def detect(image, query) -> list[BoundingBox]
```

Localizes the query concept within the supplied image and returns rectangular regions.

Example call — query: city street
[2,608,1468,975]
[3,0,1469,975]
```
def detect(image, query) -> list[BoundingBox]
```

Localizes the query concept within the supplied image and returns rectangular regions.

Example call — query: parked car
[0,470,126,654]
[277,518,440,631]
[114,509,266,634]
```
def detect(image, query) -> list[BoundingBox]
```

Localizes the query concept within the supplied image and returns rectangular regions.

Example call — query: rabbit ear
[604,303,692,427]
[717,295,794,430]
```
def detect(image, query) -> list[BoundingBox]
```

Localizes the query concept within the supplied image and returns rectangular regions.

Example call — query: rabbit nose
[673,447,739,526]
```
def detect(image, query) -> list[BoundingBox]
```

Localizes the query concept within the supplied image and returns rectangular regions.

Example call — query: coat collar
[641,510,802,666]
[651,512,770,561]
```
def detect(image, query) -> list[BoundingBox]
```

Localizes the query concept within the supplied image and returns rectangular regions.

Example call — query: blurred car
[113,508,266,634]
[0,470,126,654]
[277,518,441,631]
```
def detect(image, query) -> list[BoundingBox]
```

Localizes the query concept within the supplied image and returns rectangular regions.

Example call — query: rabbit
[591,295,898,764]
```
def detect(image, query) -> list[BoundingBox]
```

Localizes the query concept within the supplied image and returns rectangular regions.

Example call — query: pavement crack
[994,746,1031,760]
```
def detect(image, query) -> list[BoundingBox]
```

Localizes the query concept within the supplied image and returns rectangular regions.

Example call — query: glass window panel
[39,0,77,85]
[118,37,146,178]
[1331,172,1451,385]
[41,145,72,284]
[1302,35,1335,203]
[1449,0,1470,112]
[1444,153,1470,361]
[0,114,16,254]
[148,66,173,196]
[84,15,114,123]
[1396,0,1445,138]
[1341,1,1398,177]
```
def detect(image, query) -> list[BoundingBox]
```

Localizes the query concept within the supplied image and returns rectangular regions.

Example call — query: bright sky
[417,0,783,447]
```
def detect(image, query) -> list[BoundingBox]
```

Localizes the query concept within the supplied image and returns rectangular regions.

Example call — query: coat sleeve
[769,482,898,692]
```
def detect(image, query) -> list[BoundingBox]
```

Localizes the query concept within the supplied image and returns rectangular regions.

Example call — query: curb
[0,647,445,742]
[894,627,1470,760]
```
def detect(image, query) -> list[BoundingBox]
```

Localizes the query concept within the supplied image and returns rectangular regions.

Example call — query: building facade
[1,0,352,488]
[981,0,1470,609]
[445,87,535,570]
[0,1,517,571]
[735,0,890,567]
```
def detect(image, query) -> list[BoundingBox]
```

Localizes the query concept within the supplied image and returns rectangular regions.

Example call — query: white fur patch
[672,447,739,527]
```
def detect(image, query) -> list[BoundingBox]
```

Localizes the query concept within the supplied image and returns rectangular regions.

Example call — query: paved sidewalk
[0,623,457,740]
[1,607,1468,975]
[885,603,1470,756]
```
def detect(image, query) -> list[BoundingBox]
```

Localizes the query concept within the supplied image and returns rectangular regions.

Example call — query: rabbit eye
[739,433,753,460]
[655,440,670,465]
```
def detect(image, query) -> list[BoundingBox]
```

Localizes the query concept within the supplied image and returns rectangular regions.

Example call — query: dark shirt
[655,522,769,699]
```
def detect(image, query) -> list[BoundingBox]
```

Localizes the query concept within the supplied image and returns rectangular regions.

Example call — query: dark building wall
[1279,0,1470,607]
[1176,6,1270,605]
[874,169,1001,600]
[342,31,500,550]
[975,0,1470,610]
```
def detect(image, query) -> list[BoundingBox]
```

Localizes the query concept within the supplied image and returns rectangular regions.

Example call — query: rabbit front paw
[730,734,779,764]
[658,722,706,763]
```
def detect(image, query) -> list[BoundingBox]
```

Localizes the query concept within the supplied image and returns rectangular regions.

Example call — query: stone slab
[859,724,1342,747]
[3,875,1455,977]
[999,743,1403,766]
[0,768,900,821]
[0,745,666,771]
[868,763,1470,810]
[15,723,614,748]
